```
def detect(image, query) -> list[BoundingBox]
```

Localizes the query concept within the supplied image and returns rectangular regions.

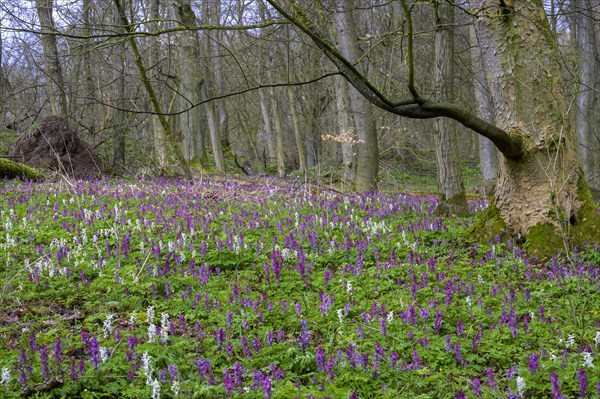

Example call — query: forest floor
[0,177,599,398]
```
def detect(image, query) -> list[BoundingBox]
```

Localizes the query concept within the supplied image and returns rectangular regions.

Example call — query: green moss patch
[0,157,44,180]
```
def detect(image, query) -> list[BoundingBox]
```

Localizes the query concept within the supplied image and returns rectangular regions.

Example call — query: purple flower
[550,372,566,399]
[472,378,481,398]
[53,339,63,371]
[528,353,539,375]
[39,346,50,381]
[577,369,587,398]
[223,370,234,395]
[434,309,443,334]
[316,346,326,370]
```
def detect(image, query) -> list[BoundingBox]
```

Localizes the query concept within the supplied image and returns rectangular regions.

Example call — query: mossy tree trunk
[471,0,600,256]
[432,0,468,216]
[267,0,600,256]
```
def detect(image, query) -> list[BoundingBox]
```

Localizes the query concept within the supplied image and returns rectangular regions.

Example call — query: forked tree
[266,0,600,256]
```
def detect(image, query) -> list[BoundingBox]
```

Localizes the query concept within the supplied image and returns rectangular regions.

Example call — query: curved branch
[265,0,524,160]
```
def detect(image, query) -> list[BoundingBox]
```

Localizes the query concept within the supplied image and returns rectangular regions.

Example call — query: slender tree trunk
[34,0,68,116]
[111,0,126,173]
[333,0,378,192]
[432,1,468,216]
[269,87,286,177]
[81,0,97,134]
[114,0,191,179]
[469,25,498,196]
[0,32,10,127]
[149,0,168,170]
[574,0,600,193]
[210,0,230,150]
[288,86,308,175]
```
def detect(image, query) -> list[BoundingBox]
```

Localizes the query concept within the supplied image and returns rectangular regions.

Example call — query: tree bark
[333,0,378,192]
[469,25,498,197]
[149,0,168,170]
[574,0,600,194]
[470,0,599,256]
[287,86,308,175]
[335,76,356,186]
[111,0,126,173]
[432,1,468,216]
[34,0,68,116]
[268,0,600,256]
[173,0,211,167]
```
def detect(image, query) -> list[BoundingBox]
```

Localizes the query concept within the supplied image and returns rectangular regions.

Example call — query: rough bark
[34,0,68,116]
[335,76,356,186]
[0,32,10,127]
[574,0,600,194]
[287,86,308,175]
[469,25,498,197]
[148,0,168,170]
[432,1,468,216]
[333,0,378,192]
[114,0,191,179]
[173,0,210,167]
[470,0,600,257]
[201,0,225,171]
[111,0,126,173]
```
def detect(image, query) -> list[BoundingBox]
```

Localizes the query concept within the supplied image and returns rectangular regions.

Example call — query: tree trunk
[34,0,68,116]
[432,1,468,216]
[0,32,10,127]
[173,0,211,168]
[269,87,286,177]
[149,0,168,170]
[333,0,378,192]
[287,86,308,175]
[469,25,498,197]
[111,0,126,173]
[335,76,356,187]
[202,0,225,171]
[471,0,599,256]
[574,0,600,194]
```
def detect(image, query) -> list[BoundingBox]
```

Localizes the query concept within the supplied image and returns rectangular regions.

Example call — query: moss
[569,174,600,249]
[0,158,44,180]
[465,198,509,243]
[523,223,565,259]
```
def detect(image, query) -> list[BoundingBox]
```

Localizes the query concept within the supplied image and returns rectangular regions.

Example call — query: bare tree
[431,0,468,215]
[267,0,600,254]
[34,0,68,116]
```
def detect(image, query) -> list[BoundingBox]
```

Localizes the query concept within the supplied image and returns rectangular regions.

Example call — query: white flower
[465,296,472,309]
[477,275,485,285]
[129,313,137,327]
[141,352,153,386]
[103,314,114,338]
[151,378,161,399]
[549,350,557,361]
[171,381,180,396]
[99,347,109,362]
[346,281,354,295]
[516,376,526,396]
[582,351,595,368]
[566,334,575,348]
[1,367,10,385]
[595,331,600,345]
[148,323,157,343]
[337,309,344,324]
[147,306,155,324]
[160,313,169,343]
[386,311,394,323]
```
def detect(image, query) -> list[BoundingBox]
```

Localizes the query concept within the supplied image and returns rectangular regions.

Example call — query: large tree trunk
[34,0,68,116]
[469,25,498,197]
[333,0,378,192]
[287,86,308,175]
[334,75,357,187]
[432,1,468,216]
[173,0,210,167]
[270,87,286,177]
[472,0,599,256]
[574,0,600,194]
[149,0,168,170]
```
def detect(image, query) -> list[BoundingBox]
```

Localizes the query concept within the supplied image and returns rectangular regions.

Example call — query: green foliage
[0,179,598,398]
